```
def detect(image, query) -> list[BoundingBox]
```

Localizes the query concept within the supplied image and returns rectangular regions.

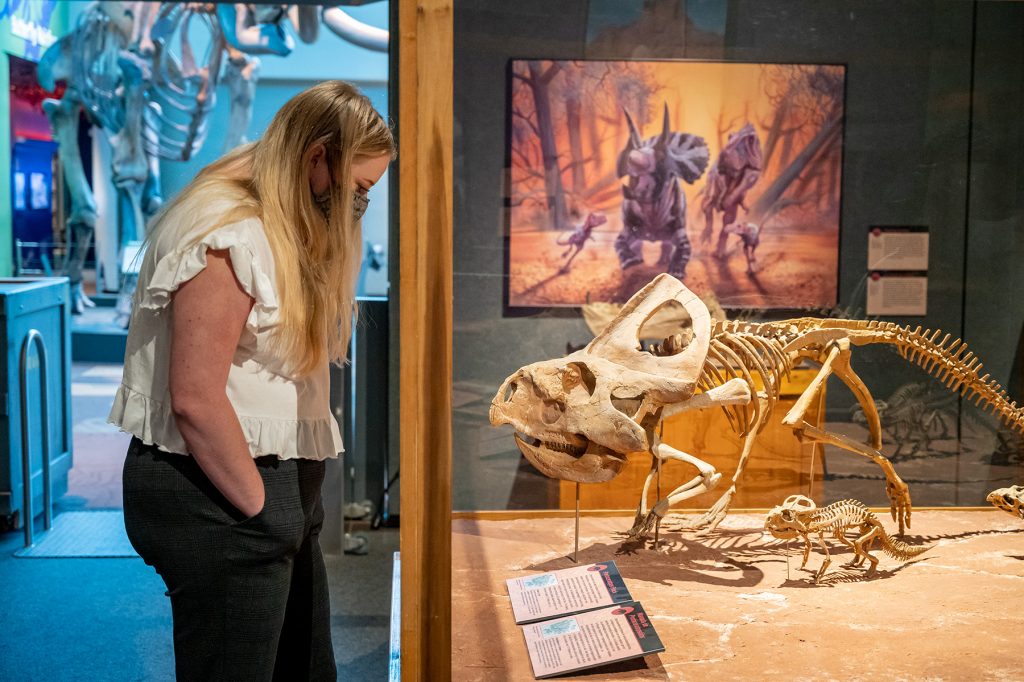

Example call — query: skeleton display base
[452,510,1024,680]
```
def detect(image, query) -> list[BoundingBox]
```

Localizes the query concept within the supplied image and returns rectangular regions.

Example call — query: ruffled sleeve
[137,219,279,335]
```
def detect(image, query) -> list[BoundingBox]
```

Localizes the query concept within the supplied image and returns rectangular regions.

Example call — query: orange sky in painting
[510,59,844,221]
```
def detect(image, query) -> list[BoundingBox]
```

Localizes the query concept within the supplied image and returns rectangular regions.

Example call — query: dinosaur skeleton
[764,495,931,584]
[37,2,387,313]
[850,381,957,459]
[489,274,1024,538]
[987,486,1024,520]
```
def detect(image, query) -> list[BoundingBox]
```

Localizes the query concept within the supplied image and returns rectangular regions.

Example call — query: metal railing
[13,240,69,277]
[20,329,52,549]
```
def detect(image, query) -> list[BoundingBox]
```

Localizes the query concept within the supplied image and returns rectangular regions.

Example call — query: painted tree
[513,61,568,230]
[510,61,664,225]
[749,65,844,223]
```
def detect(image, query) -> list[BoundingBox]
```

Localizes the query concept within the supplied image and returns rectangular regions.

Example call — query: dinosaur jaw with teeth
[513,432,626,484]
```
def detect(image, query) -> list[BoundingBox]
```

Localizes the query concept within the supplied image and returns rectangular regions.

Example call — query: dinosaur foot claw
[671,488,734,534]
[625,510,661,541]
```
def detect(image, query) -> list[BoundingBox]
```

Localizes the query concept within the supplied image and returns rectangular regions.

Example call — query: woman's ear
[306,142,332,196]
[306,142,326,170]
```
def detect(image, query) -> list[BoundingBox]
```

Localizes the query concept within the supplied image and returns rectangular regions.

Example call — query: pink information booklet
[521,601,665,678]
[506,561,632,625]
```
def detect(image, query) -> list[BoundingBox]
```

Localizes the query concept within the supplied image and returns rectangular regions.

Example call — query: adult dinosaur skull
[489,274,711,483]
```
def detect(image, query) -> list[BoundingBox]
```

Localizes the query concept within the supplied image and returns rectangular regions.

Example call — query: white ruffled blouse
[107,211,344,461]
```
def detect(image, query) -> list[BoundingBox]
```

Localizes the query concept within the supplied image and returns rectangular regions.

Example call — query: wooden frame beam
[397,0,453,680]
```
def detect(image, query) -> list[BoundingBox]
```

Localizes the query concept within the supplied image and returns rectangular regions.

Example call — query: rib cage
[803,500,929,560]
[650,317,1024,436]
[651,328,795,436]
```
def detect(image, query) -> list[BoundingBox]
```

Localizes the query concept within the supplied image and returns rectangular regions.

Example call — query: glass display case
[442,2,1024,679]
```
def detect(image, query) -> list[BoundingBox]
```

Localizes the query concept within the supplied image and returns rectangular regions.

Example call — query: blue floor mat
[14,510,139,558]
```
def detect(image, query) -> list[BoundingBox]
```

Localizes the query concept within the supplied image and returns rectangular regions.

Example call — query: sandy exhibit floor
[452,511,1024,681]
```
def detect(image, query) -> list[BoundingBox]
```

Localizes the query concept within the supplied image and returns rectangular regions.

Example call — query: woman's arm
[169,249,264,518]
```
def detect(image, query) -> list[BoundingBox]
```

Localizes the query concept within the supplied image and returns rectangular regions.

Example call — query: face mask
[352,192,369,222]
[313,191,370,223]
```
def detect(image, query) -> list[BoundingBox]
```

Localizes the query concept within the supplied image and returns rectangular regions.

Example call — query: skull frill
[489,274,713,484]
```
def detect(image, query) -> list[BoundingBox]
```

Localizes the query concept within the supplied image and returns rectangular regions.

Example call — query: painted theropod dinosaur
[489,274,1024,538]
[764,495,931,584]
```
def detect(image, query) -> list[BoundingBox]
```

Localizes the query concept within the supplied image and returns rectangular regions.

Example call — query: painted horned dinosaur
[489,274,1024,539]
[764,495,931,584]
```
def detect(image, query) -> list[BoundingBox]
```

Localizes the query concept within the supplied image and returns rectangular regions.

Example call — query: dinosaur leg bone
[852,525,883,575]
[626,442,721,540]
[44,92,97,314]
[794,424,911,535]
[830,348,883,451]
[631,378,751,537]
[661,377,751,419]
[813,532,832,584]
[784,342,912,533]
[799,534,813,569]
[675,394,770,534]
[783,343,841,428]
[834,529,860,566]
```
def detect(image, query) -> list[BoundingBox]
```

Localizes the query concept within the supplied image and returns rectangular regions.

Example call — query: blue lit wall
[66,2,391,295]
[1,0,70,276]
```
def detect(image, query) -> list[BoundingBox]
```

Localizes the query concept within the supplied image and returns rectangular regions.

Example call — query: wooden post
[398,0,453,680]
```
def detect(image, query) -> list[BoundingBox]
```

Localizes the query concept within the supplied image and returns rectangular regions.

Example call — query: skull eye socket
[563,362,596,395]
[781,510,794,521]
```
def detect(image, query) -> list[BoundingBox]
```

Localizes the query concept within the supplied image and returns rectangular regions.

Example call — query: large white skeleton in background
[37,2,387,315]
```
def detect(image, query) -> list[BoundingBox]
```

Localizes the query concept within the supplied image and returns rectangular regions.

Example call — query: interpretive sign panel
[522,601,665,678]
[506,561,631,625]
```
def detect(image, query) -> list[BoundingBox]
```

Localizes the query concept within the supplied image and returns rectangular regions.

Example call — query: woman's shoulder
[153,194,269,258]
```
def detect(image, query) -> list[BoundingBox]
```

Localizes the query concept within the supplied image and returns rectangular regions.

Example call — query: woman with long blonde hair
[112,80,393,680]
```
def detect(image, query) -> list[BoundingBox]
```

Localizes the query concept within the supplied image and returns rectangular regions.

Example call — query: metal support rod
[808,381,826,497]
[20,329,51,549]
[654,455,661,548]
[573,482,580,563]
[654,421,664,548]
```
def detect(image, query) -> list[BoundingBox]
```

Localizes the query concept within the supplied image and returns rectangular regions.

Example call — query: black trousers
[123,437,336,681]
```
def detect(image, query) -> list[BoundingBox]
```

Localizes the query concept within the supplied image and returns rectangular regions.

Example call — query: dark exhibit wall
[964,2,1024,398]
[452,0,1024,511]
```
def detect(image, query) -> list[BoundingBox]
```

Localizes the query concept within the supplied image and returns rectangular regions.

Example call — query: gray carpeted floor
[0,511,399,681]
[0,362,397,681]
[14,511,137,558]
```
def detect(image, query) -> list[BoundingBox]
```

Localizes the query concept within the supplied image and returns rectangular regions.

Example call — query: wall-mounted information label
[866,271,928,316]
[868,226,929,271]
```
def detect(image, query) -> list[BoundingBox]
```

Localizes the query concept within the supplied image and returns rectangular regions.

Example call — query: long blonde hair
[140,81,395,377]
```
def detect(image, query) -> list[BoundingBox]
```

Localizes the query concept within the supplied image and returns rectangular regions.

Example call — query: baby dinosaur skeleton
[490,274,1024,539]
[764,495,931,584]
